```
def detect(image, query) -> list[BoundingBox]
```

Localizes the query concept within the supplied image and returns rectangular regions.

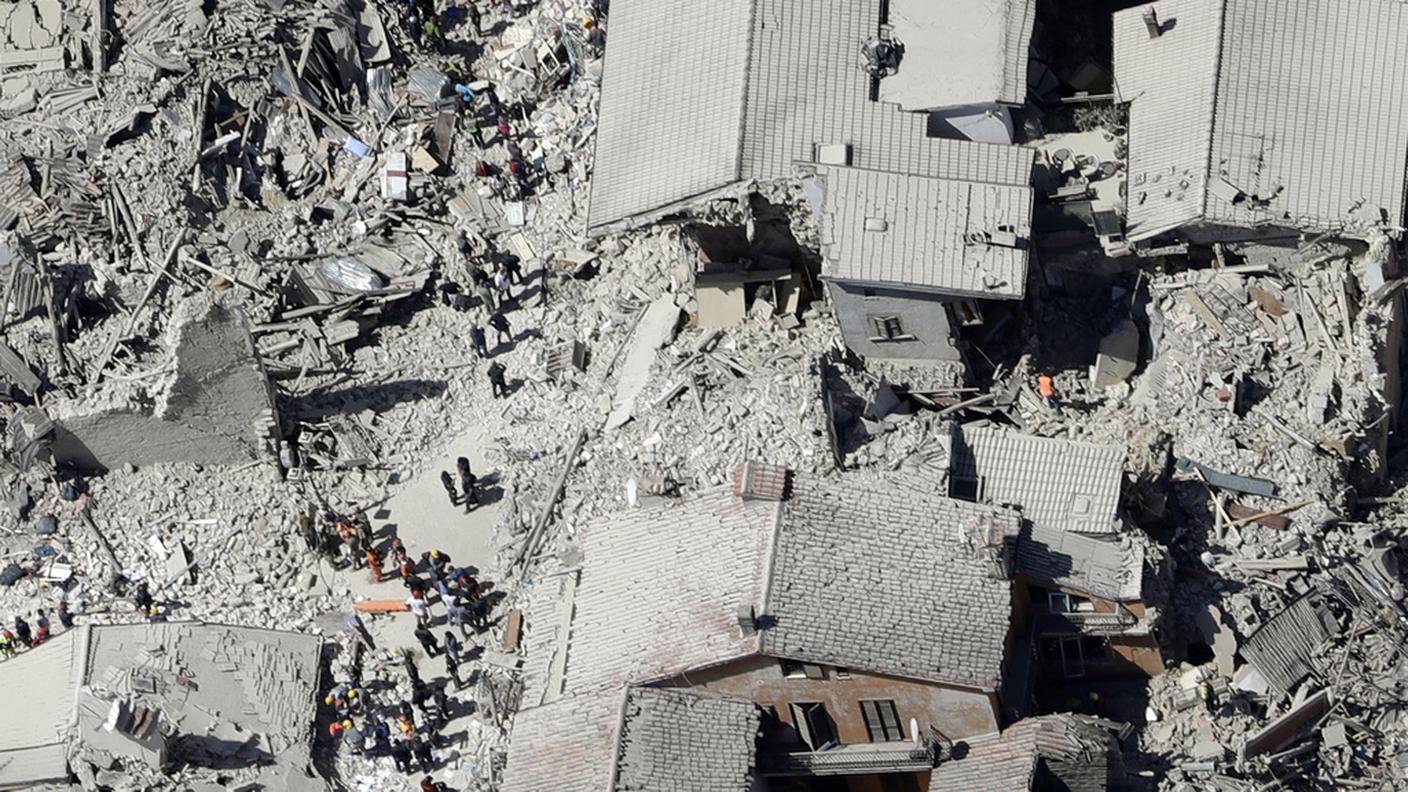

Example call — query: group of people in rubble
[324,531,497,790]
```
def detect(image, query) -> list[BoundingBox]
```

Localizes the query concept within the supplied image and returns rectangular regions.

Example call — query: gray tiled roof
[1205,0,1408,234]
[880,0,1036,109]
[1112,0,1222,241]
[739,0,1034,184]
[761,471,1018,690]
[538,465,1019,708]
[614,687,760,791]
[811,164,1031,297]
[504,686,760,792]
[563,488,777,695]
[1115,0,1408,241]
[501,688,623,792]
[1017,521,1144,602]
[586,0,752,228]
[927,714,1112,791]
[0,627,86,789]
[951,424,1126,535]
[588,0,1035,230]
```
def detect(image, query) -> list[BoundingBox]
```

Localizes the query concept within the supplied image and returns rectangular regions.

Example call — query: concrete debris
[48,299,281,471]
[0,1,1404,791]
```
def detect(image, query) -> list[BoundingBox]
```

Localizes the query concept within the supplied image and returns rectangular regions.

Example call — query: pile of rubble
[3,0,1408,788]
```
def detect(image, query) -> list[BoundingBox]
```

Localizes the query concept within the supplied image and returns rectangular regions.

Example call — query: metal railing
[758,740,936,777]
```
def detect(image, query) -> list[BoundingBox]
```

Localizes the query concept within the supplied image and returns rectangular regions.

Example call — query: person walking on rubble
[33,610,49,645]
[465,0,483,35]
[461,106,485,148]
[366,547,384,583]
[469,323,489,359]
[343,720,366,755]
[369,716,391,755]
[439,470,458,507]
[499,251,523,285]
[475,278,497,313]
[488,311,512,346]
[57,600,73,630]
[336,514,363,569]
[411,736,434,771]
[402,648,422,686]
[493,265,514,304]
[415,624,442,657]
[355,510,375,548]
[407,590,431,626]
[14,614,32,647]
[457,457,478,511]
[422,15,443,51]
[300,511,320,554]
[445,596,471,636]
[452,567,481,600]
[133,582,153,614]
[411,677,436,718]
[433,679,454,716]
[1037,374,1062,414]
[444,645,461,687]
[396,707,417,736]
[487,361,509,399]
[469,596,490,632]
[391,737,414,772]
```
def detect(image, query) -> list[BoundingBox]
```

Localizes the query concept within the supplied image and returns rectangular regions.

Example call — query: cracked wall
[50,301,280,471]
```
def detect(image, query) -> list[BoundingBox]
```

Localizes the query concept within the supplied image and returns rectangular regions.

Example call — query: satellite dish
[911,717,920,745]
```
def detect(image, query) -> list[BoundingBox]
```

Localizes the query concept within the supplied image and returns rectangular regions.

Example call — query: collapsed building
[802,160,1033,364]
[506,461,1127,790]
[2,0,1408,787]
[0,621,322,791]
[44,299,281,472]
[588,0,1043,369]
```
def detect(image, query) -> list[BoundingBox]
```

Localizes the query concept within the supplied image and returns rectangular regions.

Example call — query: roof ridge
[732,0,759,184]
[756,496,785,652]
[603,685,632,792]
[1198,0,1232,221]
[815,159,1033,190]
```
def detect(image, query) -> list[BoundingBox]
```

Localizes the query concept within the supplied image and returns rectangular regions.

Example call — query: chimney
[1143,7,1161,39]
[966,515,1012,580]
[736,604,758,637]
[734,461,791,502]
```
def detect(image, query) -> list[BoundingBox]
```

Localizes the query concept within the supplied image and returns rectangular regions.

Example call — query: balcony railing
[758,741,936,776]
[1034,606,1150,636]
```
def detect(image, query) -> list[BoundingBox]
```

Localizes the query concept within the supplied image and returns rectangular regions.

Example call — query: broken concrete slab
[1091,319,1139,390]
[48,300,281,471]
[1243,689,1333,758]
[695,280,747,328]
[605,295,680,430]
